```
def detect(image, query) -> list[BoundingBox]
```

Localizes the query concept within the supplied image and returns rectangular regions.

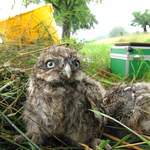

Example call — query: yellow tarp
[0,4,60,44]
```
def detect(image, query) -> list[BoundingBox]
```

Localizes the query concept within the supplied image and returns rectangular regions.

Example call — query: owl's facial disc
[62,63,71,78]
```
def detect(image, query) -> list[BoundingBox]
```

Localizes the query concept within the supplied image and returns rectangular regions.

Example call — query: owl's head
[33,46,84,84]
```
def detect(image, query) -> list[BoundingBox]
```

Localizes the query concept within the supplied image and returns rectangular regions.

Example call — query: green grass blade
[90,109,150,146]
[0,110,42,150]
[23,142,37,150]
[98,139,111,149]
[100,79,118,85]
[112,134,131,148]
[0,79,18,93]
[0,135,29,150]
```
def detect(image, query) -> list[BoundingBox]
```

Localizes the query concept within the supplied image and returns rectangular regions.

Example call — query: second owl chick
[104,82,150,138]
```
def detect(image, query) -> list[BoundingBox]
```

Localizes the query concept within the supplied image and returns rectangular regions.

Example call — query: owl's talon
[89,138,112,150]
[14,135,26,144]
[14,131,41,145]
[30,132,40,144]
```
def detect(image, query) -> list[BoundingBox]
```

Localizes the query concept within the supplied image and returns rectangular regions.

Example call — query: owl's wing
[83,75,106,122]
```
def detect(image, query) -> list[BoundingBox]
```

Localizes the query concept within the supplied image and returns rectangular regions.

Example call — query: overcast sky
[0,0,150,40]
[76,0,150,40]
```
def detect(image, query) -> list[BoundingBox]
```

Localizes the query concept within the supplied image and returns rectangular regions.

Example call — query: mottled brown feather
[104,82,150,138]
[15,46,111,150]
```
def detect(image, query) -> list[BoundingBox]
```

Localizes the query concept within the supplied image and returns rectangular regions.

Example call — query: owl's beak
[62,63,71,78]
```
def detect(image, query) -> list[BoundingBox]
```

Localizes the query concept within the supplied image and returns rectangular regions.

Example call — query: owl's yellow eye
[46,61,55,68]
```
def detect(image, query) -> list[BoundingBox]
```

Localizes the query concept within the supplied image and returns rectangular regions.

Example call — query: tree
[131,9,150,32]
[109,26,127,38]
[24,0,102,38]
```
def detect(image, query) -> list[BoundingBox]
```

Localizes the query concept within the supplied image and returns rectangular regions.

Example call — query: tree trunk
[143,26,147,33]
[62,19,70,38]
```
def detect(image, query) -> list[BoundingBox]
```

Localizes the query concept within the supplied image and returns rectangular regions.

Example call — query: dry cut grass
[1,32,150,149]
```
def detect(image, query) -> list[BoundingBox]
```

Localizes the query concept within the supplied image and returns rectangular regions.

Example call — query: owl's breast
[52,84,100,142]
[26,82,100,141]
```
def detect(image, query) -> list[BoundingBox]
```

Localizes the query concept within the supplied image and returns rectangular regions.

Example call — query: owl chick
[15,46,111,150]
[104,82,150,138]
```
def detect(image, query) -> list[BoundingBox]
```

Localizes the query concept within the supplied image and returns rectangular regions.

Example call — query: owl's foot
[89,138,112,150]
[14,131,43,145]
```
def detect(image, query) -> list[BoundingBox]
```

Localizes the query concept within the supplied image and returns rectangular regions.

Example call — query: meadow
[80,33,150,86]
[1,33,150,149]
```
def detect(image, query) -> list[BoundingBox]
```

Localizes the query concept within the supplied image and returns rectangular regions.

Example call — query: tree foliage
[109,26,127,38]
[131,9,150,32]
[24,0,102,38]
